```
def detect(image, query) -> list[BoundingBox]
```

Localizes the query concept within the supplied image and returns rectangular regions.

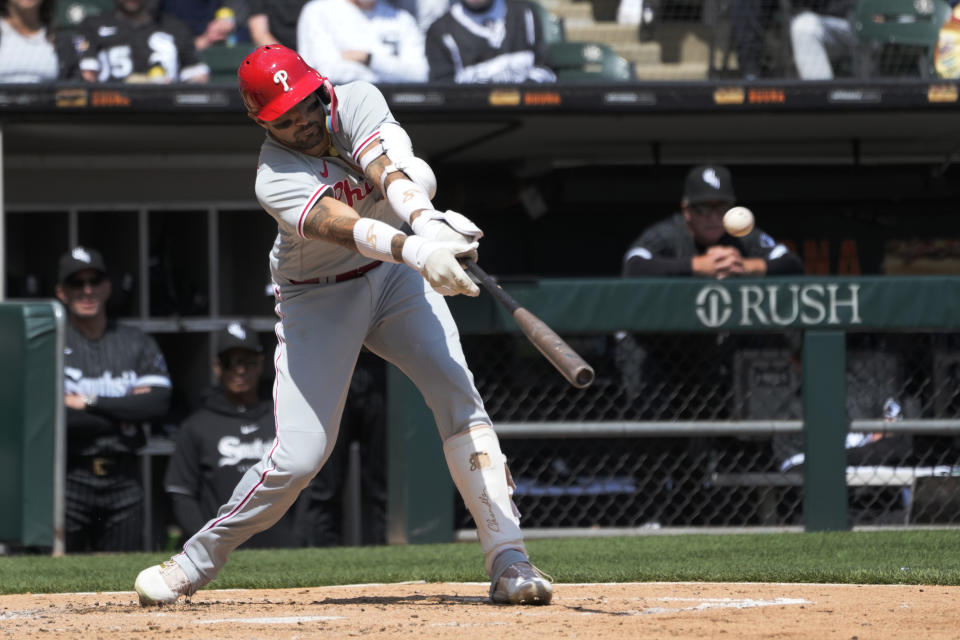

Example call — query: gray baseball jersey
[175,81,492,585]
[256,81,402,283]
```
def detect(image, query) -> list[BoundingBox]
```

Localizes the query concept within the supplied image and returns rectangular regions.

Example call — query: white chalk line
[196,615,344,624]
[43,579,929,598]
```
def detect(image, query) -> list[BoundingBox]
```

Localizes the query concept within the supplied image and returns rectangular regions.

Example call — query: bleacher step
[564,22,644,43]
[632,61,709,80]
[538,0,594,22]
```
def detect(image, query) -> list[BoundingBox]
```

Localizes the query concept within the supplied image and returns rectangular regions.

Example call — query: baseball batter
[135,44,552,606]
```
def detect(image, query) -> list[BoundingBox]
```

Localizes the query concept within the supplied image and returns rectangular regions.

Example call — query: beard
[287,123,328,153]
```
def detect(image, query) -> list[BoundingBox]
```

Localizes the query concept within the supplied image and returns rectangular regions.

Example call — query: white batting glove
[402,236,480,297]
[412,210,483,262]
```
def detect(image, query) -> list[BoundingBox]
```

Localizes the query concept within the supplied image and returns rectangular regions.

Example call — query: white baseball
[723,206,754,237]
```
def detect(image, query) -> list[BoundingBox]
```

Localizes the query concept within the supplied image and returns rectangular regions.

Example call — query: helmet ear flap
[320,77,340,133]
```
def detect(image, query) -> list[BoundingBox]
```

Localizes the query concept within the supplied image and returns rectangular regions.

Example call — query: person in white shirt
[0,0,79,82]
[297,0,428,83]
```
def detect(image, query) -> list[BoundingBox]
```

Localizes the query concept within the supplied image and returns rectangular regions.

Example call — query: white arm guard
[386,178,434,225]
[352,217,403,263]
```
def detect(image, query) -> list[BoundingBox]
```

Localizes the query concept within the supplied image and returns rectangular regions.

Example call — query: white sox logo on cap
[72,247,94,263]
[702,168,721,190]
[273,70,291,92]
[227,321,247,341]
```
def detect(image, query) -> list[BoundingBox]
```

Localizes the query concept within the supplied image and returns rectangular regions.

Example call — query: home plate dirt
[1,582,956,639]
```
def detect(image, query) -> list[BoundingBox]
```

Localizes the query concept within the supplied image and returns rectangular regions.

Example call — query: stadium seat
[54,0,114,28]
[531,0,567,44]
[201,42,257,84]
[853,0,952,77]
[545,41,636,82]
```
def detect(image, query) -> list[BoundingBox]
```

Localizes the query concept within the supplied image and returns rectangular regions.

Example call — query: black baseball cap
[683,165,736,205]
[58,246,107,283]
[216,322,263,356]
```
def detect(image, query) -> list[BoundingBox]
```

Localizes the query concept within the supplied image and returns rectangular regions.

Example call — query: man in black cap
[165,322,387,548]
[622,164,803,278]
[164,322,305,547]
[56,246,172,552]
[616,165,803,426]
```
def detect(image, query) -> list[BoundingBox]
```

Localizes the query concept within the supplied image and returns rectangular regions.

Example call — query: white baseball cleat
[134,559,194,606]
[490,562,553,605]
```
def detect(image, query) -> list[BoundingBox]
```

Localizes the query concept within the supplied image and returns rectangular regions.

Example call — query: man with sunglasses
[622,164,802,278]
[135,44,552,607]
[55,246,172,552]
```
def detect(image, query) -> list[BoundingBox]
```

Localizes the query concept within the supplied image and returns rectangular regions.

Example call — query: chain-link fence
[455,330,960,533]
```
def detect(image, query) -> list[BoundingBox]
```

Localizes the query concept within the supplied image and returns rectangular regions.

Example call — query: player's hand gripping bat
[461,259,595,389]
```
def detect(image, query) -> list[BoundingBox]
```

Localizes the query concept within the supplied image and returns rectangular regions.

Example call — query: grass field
[4,529,960,595]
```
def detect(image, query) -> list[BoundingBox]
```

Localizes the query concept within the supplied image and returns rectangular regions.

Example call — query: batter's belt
[288,260,383,285]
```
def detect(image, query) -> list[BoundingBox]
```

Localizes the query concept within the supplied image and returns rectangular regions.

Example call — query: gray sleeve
[255,156,334,238]
[334,82,399,163]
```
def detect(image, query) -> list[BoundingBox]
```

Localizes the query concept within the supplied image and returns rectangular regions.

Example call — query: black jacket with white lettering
[163,390,303,546]
[64,320,171,457]
[622,212,804,277]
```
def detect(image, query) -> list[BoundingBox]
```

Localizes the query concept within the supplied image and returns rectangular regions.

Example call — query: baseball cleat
[490,561,553,605]
[134,559,194,606]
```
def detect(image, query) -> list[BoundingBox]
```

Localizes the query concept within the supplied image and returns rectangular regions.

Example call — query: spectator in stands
[77,0,210,83]
[391,0,450,32]
[789,0,857,80]
[247,0,307,48]
[622,164,803,278]
[164,323,309,547]
[729,0,778,80]
[0,0,79,82]
[159,0,250,51]
[297,0,428,83]
[425,0,557,83]
[57,246,173,552]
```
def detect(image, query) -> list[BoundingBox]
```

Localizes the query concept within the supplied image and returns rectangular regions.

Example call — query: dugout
[3,79,960,548]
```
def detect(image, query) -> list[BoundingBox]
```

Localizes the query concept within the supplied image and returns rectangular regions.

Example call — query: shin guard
[443,425,526,574]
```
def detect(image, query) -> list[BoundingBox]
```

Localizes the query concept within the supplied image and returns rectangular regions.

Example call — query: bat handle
[462,259,519,313]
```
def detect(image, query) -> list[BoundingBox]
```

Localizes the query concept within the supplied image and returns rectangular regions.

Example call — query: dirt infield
[1,582,955,639]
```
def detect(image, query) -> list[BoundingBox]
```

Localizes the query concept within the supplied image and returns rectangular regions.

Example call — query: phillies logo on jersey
[333,179,373,208]
[273,70,291,92]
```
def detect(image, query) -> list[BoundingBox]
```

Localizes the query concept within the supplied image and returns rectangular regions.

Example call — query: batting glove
[402,236,480,297]
[412,210,483,262]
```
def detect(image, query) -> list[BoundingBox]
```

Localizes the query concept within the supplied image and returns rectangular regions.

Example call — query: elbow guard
[360,122,437,199]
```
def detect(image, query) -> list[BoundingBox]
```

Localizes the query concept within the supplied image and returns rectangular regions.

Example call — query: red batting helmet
[238,45,339,129]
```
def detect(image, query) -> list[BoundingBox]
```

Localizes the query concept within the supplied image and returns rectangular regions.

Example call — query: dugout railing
[385,276,960,544]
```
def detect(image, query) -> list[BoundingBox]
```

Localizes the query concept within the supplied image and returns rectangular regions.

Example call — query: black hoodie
[164,390,303,548]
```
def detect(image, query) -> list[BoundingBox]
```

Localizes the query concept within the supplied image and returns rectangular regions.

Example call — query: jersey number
[98,45,133,81]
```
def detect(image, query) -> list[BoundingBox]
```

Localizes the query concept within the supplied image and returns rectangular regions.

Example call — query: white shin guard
[443,425,527,575]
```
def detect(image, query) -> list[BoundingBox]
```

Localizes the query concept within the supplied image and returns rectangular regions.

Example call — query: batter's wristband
[386,178,433,225]
[352,218,402,263]
[400,234,428,270]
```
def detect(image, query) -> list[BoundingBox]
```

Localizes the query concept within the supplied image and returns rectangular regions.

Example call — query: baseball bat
[462,259,595,389]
